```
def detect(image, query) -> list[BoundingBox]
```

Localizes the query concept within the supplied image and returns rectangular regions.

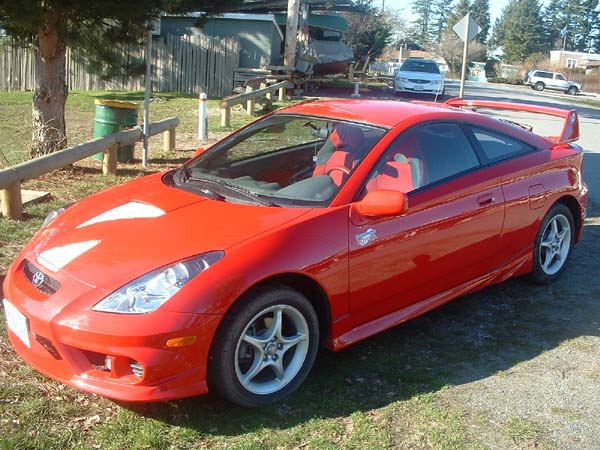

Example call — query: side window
[556,74,567,81]
[361,123,480,196]
[470,127,534,163]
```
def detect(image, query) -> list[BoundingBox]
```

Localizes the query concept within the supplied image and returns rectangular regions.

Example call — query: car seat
[313,124,365,185]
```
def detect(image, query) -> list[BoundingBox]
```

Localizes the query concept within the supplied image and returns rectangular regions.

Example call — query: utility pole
[284,0,300,69]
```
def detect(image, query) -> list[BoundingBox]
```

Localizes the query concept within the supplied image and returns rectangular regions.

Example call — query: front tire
[567,86,578,95]
[530,204,574,284]
[533,81,545,91]
[208,285,319,407]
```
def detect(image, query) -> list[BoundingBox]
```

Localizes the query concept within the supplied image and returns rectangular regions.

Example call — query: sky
[381,0,510,25]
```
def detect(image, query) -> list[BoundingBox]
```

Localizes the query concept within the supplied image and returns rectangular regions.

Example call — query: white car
[525,70,581,95]
[394,58,445,97]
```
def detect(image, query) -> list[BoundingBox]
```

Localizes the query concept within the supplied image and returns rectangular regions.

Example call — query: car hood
[396,71,442,81]
[26,172,310,290]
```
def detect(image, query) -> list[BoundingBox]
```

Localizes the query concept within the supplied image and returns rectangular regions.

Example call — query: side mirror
[193,147,206,158]
[354,189,408,217]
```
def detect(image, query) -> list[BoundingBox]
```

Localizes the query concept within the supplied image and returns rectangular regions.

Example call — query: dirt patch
[387,203,600,450]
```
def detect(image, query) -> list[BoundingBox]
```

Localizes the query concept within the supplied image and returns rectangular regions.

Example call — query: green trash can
[92,99,139,162]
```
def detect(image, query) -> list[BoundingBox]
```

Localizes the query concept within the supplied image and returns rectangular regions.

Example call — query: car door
[553,73,569,90]
[464,126,551,264]
[348,123,505,326]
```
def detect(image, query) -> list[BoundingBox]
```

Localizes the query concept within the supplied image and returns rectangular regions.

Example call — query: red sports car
[2,98,588,407]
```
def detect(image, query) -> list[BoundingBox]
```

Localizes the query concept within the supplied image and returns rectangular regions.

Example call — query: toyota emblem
[32,271,45,287]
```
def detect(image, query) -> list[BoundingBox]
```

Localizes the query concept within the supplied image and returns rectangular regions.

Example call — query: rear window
[400,60,440,74]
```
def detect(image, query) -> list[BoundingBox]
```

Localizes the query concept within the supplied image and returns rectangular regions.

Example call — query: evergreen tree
[492,0,546,63]
[0,0,241,157]
[445,0,489,44]
[544,0,567,50]
[570,0,599,52]
[470,0,490,44]
[412,0,434,46]
[430,0,454,44]
[447,0,471,29]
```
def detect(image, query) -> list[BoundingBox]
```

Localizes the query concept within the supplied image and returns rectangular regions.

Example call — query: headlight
[396,77,408,83]
[431,80,440,85]
[92,251,224,314]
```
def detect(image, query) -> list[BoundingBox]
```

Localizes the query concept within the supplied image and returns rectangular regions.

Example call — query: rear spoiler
[444,98,579,145]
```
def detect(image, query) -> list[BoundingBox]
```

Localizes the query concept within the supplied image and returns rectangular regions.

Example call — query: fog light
[165,336,197,347]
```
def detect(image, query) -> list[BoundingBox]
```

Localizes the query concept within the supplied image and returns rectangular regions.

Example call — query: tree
[447,0,471,29]
[491,0,546,64]
[470,0,490,44]
[0,0,241,157]
[543,0,567,50]
[429,0,453,44]
[412,0,434,46]
[434,29,486,75]
[343,0,395,68]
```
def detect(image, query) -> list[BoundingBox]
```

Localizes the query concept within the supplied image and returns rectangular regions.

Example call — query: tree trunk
[31,19,68,158]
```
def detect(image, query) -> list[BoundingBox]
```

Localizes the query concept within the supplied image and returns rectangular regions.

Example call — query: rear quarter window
[470,127,535,163]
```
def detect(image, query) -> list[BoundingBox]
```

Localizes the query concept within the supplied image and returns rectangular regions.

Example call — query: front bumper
[2,259,222,402]
[394,80,443,95]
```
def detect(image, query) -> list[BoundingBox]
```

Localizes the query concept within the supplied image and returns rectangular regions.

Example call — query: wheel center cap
[266,343,278,356]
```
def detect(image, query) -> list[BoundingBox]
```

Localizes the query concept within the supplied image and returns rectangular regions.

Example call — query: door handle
[477,194,495,205]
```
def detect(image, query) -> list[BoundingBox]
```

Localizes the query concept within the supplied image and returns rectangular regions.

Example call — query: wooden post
[221,106,230,127]
[102,144,118,176]
[246,85,254,116]
[164,127,176,151]
[1,180,23,220]
[284,0,300,69]
[348,63,355,81]
[278,86,285,101]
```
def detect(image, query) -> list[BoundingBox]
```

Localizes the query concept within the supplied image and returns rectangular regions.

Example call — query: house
[159,13,284,70]
[550,50,600,70]
[158,11,353,74]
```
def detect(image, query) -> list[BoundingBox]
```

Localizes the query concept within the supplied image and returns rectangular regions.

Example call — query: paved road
[444,80,600,206]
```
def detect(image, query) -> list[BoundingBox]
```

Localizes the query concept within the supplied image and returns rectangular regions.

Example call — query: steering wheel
[326,166,351,177]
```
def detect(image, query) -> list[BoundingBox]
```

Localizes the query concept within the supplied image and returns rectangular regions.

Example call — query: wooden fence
[0,117,179,220]
[0,35,240,97]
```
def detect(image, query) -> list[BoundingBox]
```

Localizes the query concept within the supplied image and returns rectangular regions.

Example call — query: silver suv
[525,70,580,95]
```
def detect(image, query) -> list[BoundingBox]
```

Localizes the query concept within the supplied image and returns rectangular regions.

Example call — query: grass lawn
[1,90,600,450]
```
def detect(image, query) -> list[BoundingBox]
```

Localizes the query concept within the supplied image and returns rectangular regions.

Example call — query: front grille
[130,361,144,378]
[23,260,61,295]
[408,79,430,84]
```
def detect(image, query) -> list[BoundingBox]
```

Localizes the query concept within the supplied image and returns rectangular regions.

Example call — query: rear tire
[530,204,574,284]
[533,82,545,91]
[208,285,319,407]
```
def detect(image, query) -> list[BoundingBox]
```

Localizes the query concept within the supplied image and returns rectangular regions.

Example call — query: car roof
[279,99,460,128]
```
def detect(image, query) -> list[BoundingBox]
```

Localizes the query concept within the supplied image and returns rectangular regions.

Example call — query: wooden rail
[0,117,179,220]
[219,80,288,127]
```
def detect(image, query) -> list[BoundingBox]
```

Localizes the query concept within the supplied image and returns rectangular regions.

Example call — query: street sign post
[453,13,482,98]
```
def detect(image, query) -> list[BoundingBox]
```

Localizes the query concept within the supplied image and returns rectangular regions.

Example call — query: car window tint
[556,74,566,81]
[471,127,534,162]
[361,123,479,197]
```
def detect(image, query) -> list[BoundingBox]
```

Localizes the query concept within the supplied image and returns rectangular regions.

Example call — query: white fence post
[198,92,208,141]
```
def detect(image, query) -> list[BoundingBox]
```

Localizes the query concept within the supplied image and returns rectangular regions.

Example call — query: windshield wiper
[188,174,279,206]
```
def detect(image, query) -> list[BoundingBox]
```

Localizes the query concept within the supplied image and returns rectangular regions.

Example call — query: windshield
[178,115,386,207]
[400,60,440,74]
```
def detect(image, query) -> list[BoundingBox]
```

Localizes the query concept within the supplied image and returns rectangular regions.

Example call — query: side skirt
[331,248,532,351]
